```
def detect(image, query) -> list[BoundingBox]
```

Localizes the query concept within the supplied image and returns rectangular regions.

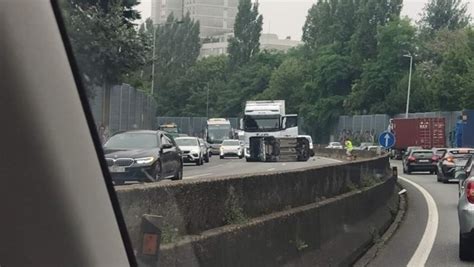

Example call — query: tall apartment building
[151,0,238,37]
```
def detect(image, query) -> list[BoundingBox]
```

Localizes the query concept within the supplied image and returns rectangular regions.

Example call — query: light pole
[403,54,413,118]
[206,84,210,118]
[151,25,158,96]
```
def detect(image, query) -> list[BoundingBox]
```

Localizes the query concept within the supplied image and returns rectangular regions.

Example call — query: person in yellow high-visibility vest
[345,138,353,159]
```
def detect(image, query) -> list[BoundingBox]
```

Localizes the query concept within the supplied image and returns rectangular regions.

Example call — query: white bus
[205,118,233,154]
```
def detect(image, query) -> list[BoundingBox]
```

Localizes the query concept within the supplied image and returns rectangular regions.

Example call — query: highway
[365,160,471,267]
[182,155,342,179]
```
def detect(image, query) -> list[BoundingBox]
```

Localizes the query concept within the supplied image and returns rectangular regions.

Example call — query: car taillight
[466,180,474,204]
[408,156,416,162]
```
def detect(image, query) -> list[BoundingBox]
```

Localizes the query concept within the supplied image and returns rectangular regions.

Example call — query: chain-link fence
[89,84,157,134]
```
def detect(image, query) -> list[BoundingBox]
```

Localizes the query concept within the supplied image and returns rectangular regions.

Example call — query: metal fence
[335,111,462,145]
[335,114,391,143]
[89,84,157,134]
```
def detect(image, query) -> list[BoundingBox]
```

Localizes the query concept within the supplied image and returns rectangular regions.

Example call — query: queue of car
[399,146,474,260]
[103,130,254,185]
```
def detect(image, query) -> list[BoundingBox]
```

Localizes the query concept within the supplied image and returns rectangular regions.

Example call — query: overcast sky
[136,0,474,40]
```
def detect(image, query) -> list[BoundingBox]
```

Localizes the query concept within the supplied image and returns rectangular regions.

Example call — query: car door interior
[0,0,134,265]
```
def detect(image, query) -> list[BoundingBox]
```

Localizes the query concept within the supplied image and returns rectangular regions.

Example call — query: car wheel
[147,161,162,182]
[220,155,224,159]
[459,232,474,261]
[172,163,183,180]
[205,154,210,163]
[195,158,201,166]
[406,167,411,174]
[239,155,243,159]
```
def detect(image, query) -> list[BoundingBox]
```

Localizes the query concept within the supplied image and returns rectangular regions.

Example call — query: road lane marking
[267,168,276,171]
[185,173,213,179]
[399,176,439,267]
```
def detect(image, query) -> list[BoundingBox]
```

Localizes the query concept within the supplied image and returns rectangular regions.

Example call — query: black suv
[103,130,183,184]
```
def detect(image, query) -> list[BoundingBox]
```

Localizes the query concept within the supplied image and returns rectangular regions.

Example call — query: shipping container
[392,117,446,152]
[462,110,474,147]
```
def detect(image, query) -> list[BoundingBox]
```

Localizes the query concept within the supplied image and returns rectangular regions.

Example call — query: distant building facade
[200,33,303,57]
[151,0,238,37]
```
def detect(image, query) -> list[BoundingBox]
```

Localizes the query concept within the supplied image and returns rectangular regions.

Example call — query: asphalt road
[182,155,342,179]
[366,160,472,267]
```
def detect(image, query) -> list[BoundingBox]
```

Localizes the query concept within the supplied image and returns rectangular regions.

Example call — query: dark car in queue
[103,130,183,185]
[432,147,447,163]
[402,149,437,174]
[199,138,211,163]
[437,148,474,183]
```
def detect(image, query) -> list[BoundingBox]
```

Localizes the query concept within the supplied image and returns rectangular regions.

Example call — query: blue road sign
[378,131,396,148]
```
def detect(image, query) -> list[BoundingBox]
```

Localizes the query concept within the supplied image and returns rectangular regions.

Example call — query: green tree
[419,0,470,35]
[348,18,416,114]
[71,0,141,23]
[154,13,201,113]
[228,0,263,67]
[63,1,147,97]
[350,0,402,67]
[256,57,308,113]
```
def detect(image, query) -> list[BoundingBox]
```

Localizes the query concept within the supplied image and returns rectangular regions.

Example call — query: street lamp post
[151,25,158,96]
[206,85,209,118]
[403,54,413,119]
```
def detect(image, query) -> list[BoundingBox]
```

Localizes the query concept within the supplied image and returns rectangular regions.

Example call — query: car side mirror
[161,143,173,150]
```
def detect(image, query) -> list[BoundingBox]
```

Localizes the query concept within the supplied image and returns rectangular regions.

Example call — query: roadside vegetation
[63,0,473,142]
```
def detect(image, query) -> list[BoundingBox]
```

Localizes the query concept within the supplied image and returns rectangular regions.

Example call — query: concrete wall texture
[116,153,396,266]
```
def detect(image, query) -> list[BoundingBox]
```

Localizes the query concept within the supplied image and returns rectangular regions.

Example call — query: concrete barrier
[314,147,379,160]
[157,177,397,266]
[116,156,390,247]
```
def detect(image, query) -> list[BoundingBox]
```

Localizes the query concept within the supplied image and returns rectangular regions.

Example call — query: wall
[157,177,398,266]
[89,84,157,134]
[116,155,391,250]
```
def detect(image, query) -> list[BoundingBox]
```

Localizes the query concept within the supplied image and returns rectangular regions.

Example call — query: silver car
[457,156,474,261]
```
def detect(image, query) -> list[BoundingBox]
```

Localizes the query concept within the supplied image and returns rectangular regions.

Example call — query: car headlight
[135,157,155,165]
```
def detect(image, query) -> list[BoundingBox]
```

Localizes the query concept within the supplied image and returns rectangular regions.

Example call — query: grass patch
[224,186,248,225]
[161,224,179,244]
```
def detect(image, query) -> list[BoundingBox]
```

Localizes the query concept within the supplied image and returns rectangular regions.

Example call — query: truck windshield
[244,115,280,132]
[207,125,231,144]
